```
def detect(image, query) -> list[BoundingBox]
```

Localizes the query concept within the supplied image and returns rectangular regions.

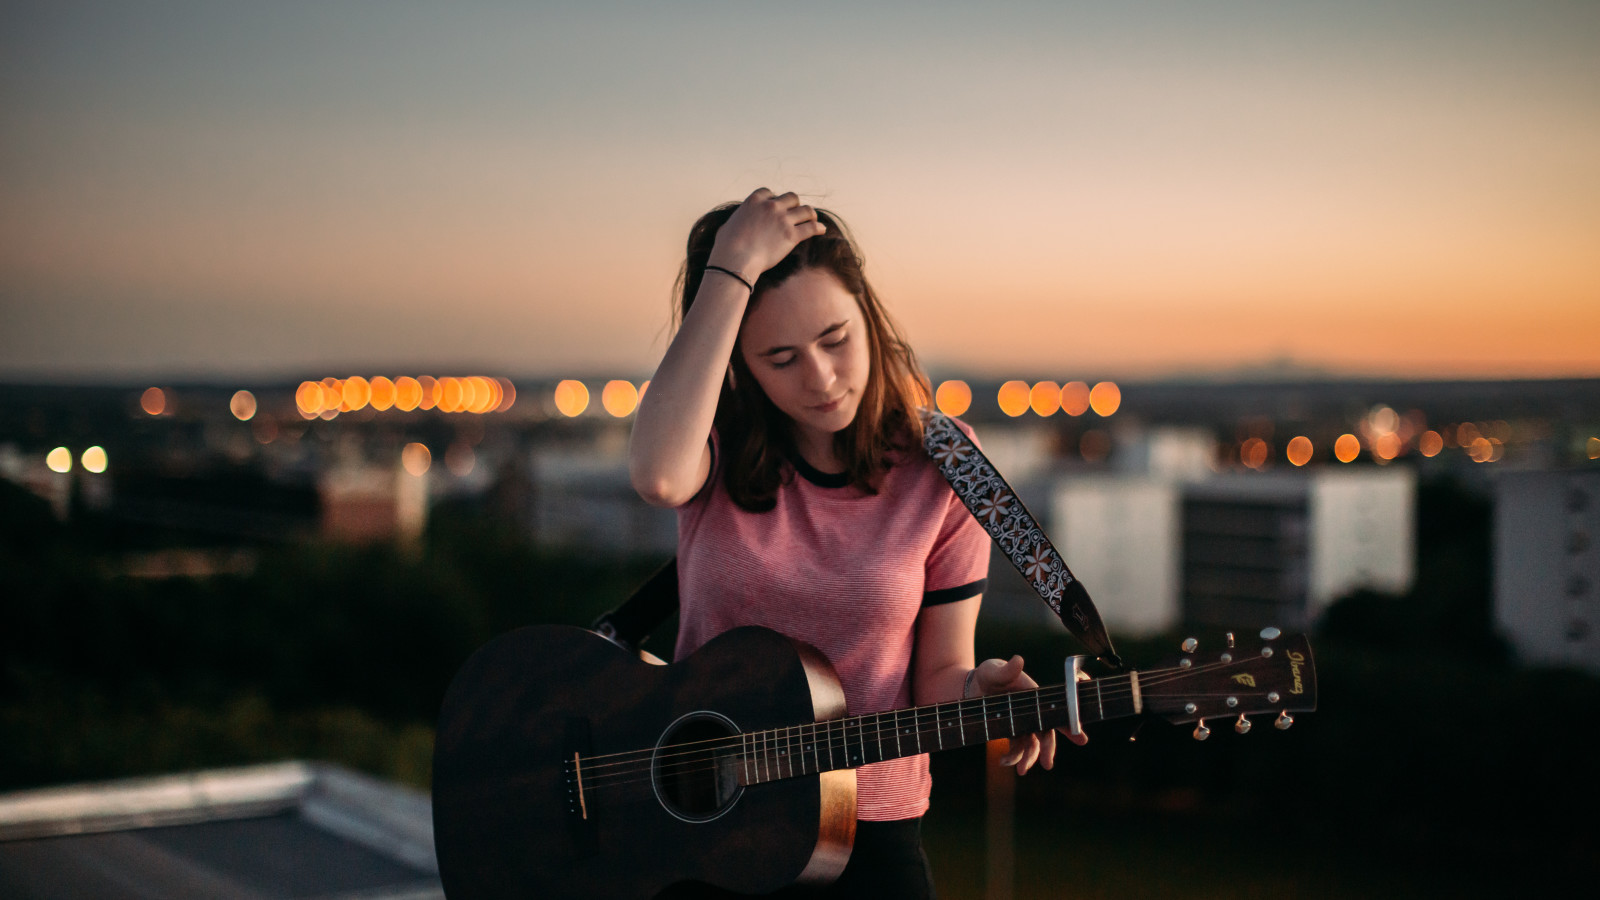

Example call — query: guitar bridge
[563,718,598,853]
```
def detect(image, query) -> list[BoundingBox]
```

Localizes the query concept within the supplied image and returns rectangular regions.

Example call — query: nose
[800,350,835,394]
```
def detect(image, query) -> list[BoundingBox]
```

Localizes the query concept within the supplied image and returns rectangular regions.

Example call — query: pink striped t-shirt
[674,420,991,821]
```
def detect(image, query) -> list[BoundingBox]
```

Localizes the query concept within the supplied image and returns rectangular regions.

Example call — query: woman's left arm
[912,596,1087,776]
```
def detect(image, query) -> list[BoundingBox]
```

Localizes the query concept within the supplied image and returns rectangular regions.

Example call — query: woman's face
[739,268,872,453]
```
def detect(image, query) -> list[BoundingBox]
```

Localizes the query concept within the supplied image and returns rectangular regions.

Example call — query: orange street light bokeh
[342,376,371,411]
[997,380,1030,417]
[554,380,590,417]
[401,442,432,476]
[46,447,72,473]
[935,380,972,417]
[394,377,422,411]
[1089,382,1121,417]
[81,446,108,474]
[1241,437,1270,469]
[602,380,640,417]
[1334,433,1361,463]
[1419,430,1444,457]
[140,387,166,416]
[1059,381,1090,416]
[369,376,396,411]
[1286,436,1313,467]
[1030,381,1061,417]
[418,376,439,411]
[230,390,257,421]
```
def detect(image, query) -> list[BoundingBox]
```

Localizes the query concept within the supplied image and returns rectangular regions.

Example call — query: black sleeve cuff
[922,578,987,607]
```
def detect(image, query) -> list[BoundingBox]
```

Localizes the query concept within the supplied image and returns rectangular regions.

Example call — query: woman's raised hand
[705,188,827,284]
[972,655,1090,776]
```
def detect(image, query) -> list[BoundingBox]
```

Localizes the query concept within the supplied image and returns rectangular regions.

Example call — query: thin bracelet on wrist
[704,265,754,293]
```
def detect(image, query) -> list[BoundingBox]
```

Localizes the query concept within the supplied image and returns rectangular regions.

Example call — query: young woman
[630,188,1081,897]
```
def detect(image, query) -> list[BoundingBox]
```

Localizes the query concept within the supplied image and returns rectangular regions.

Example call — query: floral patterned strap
[923,410,1122,669]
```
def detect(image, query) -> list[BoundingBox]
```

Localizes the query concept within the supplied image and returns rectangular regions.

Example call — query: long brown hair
[675,203,931,512]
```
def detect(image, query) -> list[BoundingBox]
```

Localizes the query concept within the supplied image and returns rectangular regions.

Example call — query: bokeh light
[140,387,166,416]
[1060,381,1090,416]
[1374,433,1402,461]
[342,376,371,411]
[418,376,439,411]
[1589,437,1600,460]
[401,442,432,476]
[1419,430,1444,457]
[321,378,345,413]
[602,380,640,417]
[230,390,257,421]
[997,380,1030,417]
[394,377,422,411]
[554,380,590,417]
[46,447,72,473]
[1080,430,1111,463]
[1089,382,1121,417]
[81,446,108,474]
[439,377,463,413]
[1469,436,1495,463]
[1286,436,1313,467]
[295,381,323,417]
[1334,434,1361,463]
[494,377,518,413]
[935,380,972,416]
[1241,437,1270,469]
[369,376,396,411]
[445,441,475,476]
[1030,381,1060,417]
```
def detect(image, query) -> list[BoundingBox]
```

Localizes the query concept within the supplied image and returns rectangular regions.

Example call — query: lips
[810,394,846,414]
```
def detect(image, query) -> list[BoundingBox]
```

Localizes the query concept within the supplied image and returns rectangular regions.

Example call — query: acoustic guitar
[432,625,1316,898]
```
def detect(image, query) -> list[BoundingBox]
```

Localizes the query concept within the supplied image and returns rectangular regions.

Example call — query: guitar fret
[981,697,990,742]
[1095,678,1104,722]
[936,705,945,750]
[1035,689,1044,733]
[858,716,867,766]
[743,732,752,785]
[894,709,902,758]
[1007,694,1015,735]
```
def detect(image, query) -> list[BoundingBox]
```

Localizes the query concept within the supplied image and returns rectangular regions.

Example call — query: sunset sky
[2,1,1596,382]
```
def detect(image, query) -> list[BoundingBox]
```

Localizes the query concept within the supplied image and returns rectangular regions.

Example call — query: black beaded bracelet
[703,265,754,293]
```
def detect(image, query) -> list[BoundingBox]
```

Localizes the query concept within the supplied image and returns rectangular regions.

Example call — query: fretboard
[737,673,1140,786]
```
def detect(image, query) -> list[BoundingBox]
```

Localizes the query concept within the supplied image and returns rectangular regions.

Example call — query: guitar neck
[739,672,1141,786]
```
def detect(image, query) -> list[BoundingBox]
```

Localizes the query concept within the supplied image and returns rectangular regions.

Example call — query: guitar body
[432,625,856,899]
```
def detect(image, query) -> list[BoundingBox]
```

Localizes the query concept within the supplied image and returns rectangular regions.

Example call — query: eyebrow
[755,320,849,357]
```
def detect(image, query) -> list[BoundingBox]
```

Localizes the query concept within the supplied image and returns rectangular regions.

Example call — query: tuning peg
[1260,627,1281,641]
[1181,637,1198,652]
[1275,711,1294,730]
[1226,632,1235,649]
[1235,714,1252,734]
[1193,719,1210,741]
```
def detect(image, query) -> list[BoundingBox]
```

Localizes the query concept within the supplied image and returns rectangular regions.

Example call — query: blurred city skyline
[3,1,1597,382]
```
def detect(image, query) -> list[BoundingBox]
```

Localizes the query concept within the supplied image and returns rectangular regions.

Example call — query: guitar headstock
[1137,629,1317,736]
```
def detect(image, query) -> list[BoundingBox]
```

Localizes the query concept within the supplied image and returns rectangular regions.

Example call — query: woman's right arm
[629,189,824,508]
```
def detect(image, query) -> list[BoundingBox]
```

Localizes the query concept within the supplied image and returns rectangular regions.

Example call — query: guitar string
[569,657,1283,790]
[569,657,1268,781]
[570,654,1257,773]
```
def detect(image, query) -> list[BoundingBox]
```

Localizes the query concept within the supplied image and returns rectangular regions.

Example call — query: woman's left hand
[971,655,1089,775]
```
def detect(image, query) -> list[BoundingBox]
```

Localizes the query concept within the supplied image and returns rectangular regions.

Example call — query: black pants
[655,817,935,899]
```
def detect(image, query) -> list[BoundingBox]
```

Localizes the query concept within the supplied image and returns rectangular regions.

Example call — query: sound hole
[651,711,744,823]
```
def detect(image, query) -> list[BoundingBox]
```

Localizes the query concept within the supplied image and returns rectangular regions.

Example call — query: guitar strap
[593,411,1122,670]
